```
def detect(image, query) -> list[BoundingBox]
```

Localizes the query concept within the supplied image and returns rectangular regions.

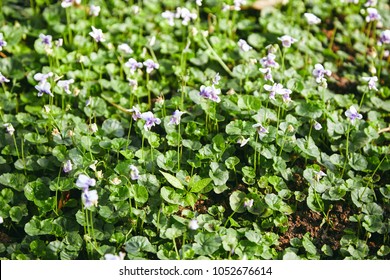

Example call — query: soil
[277,203,355,253]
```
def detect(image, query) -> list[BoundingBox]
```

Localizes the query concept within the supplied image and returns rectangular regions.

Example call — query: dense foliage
[0,0,389,260]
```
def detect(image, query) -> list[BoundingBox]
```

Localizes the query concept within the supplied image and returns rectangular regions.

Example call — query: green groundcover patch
[0,0,389,260]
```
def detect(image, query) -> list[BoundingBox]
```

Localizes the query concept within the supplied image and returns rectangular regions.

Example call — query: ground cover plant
[0,0,389,260]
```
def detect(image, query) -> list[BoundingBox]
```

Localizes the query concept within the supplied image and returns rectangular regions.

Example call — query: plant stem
[341,123,351,177]
[202,33,233,77]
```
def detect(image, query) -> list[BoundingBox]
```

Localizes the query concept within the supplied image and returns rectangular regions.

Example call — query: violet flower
[39,33,52,47]
[278,35,297,48]
[238,39,252,52]
[304,13,321,25]
[259,53,279,68]
[345,106,363,122]
[76,174,96,191]
[63,160,73,173]
[312,64,332,84]
[89,26,105,43]
[140,111,161,131]
[362,76,378,91]
[82,189,98,209]
[129,165,140,180]
[169,110,185,125]
[57,79,74,95]
[253,123,268,135]
[379,30,390,45]
[0,72,10,83]
[0,33,7,51]
[365,7,381,22]
[125,58,143,74]
[35,81,53,97]
[143,59,159,74]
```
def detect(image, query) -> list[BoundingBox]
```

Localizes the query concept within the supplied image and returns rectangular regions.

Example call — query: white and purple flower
[35,81,53,97]
[140,111,161,131]
[259,53,279,69]
[143,59,159,74]
[312,63,332,84]
[0,33,7,51]
[169,110,185,125]
[379,30,390,45]
[76,174,96,191]
[39,33,52,48]
[365,7,381,22]
[199,85,221,103]
[362,76,378,91]
[82,189,98,209]
[238,39,252,52]
[63,160,73,173]
[129,165,140,180]
[345,105,363,123]
[89,26,105,43]
[253,123,268,135]
[304,13,321,25]
[278,35,297,48]
[57,79,74,95]
[0,72,10,83]
[125,58,143,74]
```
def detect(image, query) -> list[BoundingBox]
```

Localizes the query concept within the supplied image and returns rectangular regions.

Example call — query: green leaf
[102,119,125,138]
[160,171,185,190]
[229,190,246,213]
[295,101,323,118]
[0,173,27,192]
[132,185,149,204]
[189,178,212,193]
[302,233,317,255]
[124,236,156,257]
[193,232,222,256]
[225,156,240,170]
[24,132,48,144]
[209,162,229,186]
[160,187,186,206]
[349,153,368,171]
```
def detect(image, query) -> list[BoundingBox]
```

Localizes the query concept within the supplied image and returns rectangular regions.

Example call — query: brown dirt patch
[277,203,355,252]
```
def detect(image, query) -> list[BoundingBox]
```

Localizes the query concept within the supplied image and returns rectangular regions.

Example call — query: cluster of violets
[2,1,390,238]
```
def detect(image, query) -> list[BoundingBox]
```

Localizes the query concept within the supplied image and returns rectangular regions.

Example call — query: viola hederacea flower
[169,110,185,125]
[3,123,15,136]
[0,216,3,224]
[128,106,142,121]
[82,189,98,209]
[162,10,175,26]
[89,5,101,17]
[57,79,74,95]
[61,0,80,8]
[129,165,140,180]
[34,72,53,82]
[35,81,53,97]
[304,13,321,25]
[104,252,126,260]
[314,122,322,130]
[259,53,279,68]
[63,160,73,173]
[362,76,378,91]
[0,72,10,83]
[312,63,332,84]
[243,198,254,208]
[259,68,273,82]
[188,219,199,230]
[196,0,202,6]
[278,35,297,48]
[282,90,292,103]
[143,59,159,74]
[379,30,390,45]
[237,136,250,147]
[141,111,161,131]
[263,83,289,100]
[364,0,377,7]
[0,33,7,51]
[125,58,143,74]
[199,85,221,103]
[314,170,327,182]
[39,33,52,48]
[365,7,381,22]
[234,0,246,11]
[253,123,268,135]
[213,73,221,85]
[345,105,363,123]
[76,174,96,191]
[175,7,197,26]
[238,39,252,52]
[89,26,105,43]
[118,43,133,54]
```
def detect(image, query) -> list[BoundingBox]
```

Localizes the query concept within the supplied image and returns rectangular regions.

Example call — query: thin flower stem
[202,34,234,77]
[177,124,181,172]
[341,123,351,177]
[377,45,385,80]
